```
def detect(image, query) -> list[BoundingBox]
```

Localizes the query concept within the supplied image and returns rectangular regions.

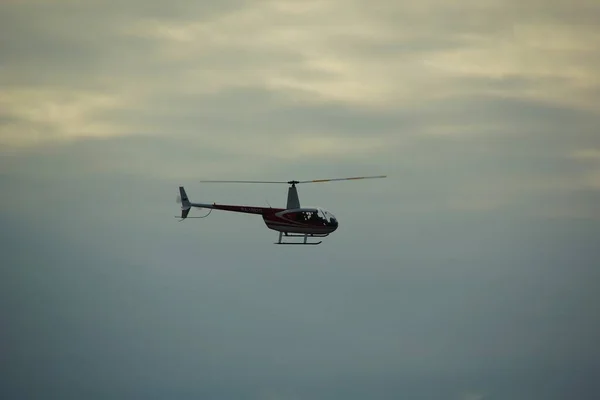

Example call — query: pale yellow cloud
[91,0,600,115]
[423,21,600,111]
[570,149,600,161]
[201,133,387,163]
[1,0,599,154]
[120,1,406,107]
[0,88,132,148]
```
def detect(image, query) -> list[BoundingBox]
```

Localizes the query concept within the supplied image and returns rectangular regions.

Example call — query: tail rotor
[175,186,212,221]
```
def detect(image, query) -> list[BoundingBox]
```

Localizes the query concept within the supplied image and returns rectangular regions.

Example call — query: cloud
[1,0,599,219]
[423,22,600,111]
[2,0,599,150]
[460,392,488,400]
[0,88,132,148]
[570,149,600,161]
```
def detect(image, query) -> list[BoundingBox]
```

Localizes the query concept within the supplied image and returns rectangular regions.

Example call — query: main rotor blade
[198,175,387,184]
[297,175,387,184]
[198,180,289,184]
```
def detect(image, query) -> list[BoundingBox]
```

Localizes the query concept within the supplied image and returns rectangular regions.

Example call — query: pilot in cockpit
[309,211,319,222]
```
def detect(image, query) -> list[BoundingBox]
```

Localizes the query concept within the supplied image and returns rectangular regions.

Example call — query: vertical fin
[179,186,191,219]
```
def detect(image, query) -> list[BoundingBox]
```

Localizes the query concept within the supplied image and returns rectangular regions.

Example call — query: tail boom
[178,186,283,220]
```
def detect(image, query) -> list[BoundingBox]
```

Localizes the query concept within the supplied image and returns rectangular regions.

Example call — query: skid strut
[275,232,329,245]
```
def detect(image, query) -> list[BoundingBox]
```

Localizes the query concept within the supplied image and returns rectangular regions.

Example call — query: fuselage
[189,201,338,235]
[262,207,338,234]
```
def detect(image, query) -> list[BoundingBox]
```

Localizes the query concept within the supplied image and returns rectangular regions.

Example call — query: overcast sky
[1,0,600,399]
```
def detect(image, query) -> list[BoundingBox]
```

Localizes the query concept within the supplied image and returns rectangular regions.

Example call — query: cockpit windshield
[288,208,338,226]
[317,208,338,225]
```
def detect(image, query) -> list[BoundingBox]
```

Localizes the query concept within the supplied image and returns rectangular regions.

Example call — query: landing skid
[275,232,329,245]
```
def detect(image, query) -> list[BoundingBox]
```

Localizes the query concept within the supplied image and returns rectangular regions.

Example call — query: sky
[1,0,600,398]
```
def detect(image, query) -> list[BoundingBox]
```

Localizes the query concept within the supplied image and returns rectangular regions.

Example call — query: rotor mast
[287,181,300,209]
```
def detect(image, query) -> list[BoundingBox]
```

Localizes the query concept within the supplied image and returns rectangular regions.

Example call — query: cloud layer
[2,0,600,142]
[2,1,600,399]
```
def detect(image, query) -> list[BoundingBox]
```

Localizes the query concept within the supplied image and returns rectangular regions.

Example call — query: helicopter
[176,175,386,245]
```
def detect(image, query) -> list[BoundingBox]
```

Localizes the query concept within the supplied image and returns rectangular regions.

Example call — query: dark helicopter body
[177,176,383,245]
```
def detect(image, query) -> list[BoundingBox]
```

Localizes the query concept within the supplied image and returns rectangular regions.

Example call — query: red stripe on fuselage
[211,204,284,215]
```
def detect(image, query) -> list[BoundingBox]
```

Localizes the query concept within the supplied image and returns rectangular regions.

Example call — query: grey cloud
[3,0,598,93]
[2,0,599,152]
[89,82,600,141]
[0,0,251,87]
